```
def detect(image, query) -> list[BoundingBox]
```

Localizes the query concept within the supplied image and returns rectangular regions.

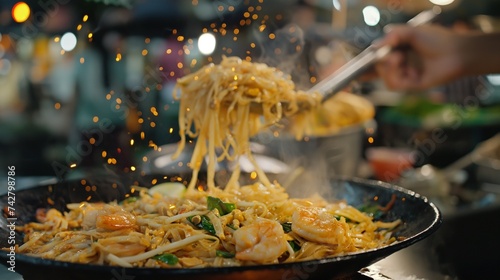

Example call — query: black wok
[0,174,441,280]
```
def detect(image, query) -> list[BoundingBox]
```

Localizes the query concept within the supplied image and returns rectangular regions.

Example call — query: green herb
[188,215,216,235]
[152,253,179,265]
[281,222,292,233]
[288,241,301,252]
[207,196,236,215]
[358,204,383,219]
[119,197,138,204]
[216,250,235,258]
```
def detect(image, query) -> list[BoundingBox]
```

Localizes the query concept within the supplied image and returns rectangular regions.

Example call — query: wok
[0,174,441,280]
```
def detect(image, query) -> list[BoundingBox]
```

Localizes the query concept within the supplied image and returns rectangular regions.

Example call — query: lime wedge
[148,182,186,198]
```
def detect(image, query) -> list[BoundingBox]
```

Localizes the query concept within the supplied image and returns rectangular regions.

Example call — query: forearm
[459,32,500,77]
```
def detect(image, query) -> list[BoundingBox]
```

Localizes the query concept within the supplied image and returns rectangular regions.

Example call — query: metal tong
[310,7,442,102]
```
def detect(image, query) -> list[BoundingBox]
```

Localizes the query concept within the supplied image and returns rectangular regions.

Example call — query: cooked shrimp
[82,204,136,231]
[26,208,68,231]
[96,212,136,231]
[291,207,352,247]
[233,218,287,263]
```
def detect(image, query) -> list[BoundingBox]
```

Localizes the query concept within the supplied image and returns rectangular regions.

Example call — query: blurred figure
[0,36,29,117]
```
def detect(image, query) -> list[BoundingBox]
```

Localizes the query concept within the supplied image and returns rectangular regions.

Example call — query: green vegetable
[120,196,138,204]
[216,250,235,258]
[281,222,292,233]
[207,196,235,216]
[288,241,301,252]
[188,215,216,235]
[153,253,179,265]
[358,204,383,219]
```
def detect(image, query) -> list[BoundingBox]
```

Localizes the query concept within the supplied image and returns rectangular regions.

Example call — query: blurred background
[1,0,500,179]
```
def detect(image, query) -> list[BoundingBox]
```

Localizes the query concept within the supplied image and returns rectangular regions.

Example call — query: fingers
[376,51,402,89]
[373,24,464,90]
[374,26,426,90]
[376,51,421,90]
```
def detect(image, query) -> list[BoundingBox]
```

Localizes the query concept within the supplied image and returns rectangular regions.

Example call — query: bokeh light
[332,0,341,11]
[60,32,77,52]
[198,33,216,55]
[429,0,455,5]
[362,6,380,26]
[12,2,30,23]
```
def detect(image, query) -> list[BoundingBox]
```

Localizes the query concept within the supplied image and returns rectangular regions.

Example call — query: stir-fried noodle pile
[13,56,398,268]
[173,56,322,191]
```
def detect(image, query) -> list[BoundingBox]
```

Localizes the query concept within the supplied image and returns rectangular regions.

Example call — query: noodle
[173,56,322,191]
[12,56,398,269]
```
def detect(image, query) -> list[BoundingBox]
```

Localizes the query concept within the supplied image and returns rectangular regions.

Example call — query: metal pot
[255,123,369,176]
[252,122,372,197]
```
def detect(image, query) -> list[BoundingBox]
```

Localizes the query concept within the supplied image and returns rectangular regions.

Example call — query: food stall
[1,0,500,279]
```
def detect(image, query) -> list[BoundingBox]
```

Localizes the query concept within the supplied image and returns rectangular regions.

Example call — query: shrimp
[82,204,136,231]
[291,207,352,247]
[233,218,287,263]
[25,208,68,231]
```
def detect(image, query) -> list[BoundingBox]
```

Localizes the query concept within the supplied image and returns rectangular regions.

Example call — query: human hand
[375,24,466,90]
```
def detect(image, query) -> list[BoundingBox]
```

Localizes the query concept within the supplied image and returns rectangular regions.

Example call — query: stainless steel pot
[252,122,372,197]
[254,123,370,176]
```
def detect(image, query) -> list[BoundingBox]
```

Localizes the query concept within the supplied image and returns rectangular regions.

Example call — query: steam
[252,24,347,200]
[266,126,364,200]
[255,24,312,89]
[259,135,337,200]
